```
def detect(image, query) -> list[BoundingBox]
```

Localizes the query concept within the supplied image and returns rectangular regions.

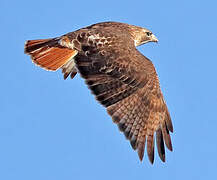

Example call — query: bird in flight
[24,21,173,164]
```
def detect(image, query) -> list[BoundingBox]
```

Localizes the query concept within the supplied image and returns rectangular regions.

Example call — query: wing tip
[147,134,155,164]
[137,141,145,162]
[168,143,173,151]
[148,155,154,164]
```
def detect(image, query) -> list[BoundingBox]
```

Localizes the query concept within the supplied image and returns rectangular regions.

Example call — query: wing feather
[73,33,173,163]
[156,128,166,162]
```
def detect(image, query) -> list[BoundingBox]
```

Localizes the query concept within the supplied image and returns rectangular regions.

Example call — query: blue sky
[1,0,217,179]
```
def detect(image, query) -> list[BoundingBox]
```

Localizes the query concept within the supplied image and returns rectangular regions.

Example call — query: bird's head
[87,22,158,47]
[128,25,158,46]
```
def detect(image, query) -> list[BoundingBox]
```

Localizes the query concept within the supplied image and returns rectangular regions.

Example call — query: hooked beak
[151,34,158,43]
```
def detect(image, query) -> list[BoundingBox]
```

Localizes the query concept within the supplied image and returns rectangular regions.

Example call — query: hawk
[24,22,173,164]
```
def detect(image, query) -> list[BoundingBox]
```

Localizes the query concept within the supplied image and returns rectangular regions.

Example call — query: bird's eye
[146,32,152,36]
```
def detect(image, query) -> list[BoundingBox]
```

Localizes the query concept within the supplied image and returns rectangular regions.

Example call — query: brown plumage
[24,21,173,164]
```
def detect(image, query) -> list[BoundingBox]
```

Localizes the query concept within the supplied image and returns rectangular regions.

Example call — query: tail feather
[25,38,55,54]
[24,38,78,71]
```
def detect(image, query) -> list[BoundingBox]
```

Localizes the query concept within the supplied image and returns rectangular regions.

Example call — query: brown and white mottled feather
[24,22,173,164]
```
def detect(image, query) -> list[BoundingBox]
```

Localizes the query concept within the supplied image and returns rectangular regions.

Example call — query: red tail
[24,38,77,71]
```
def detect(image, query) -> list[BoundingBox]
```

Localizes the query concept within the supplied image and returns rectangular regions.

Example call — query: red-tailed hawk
[24,22,173,164]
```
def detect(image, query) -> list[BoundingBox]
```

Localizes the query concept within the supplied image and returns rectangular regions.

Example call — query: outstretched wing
[74,41,173,163]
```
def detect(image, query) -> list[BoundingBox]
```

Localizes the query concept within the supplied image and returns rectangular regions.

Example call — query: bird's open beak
[151,34,158,43]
